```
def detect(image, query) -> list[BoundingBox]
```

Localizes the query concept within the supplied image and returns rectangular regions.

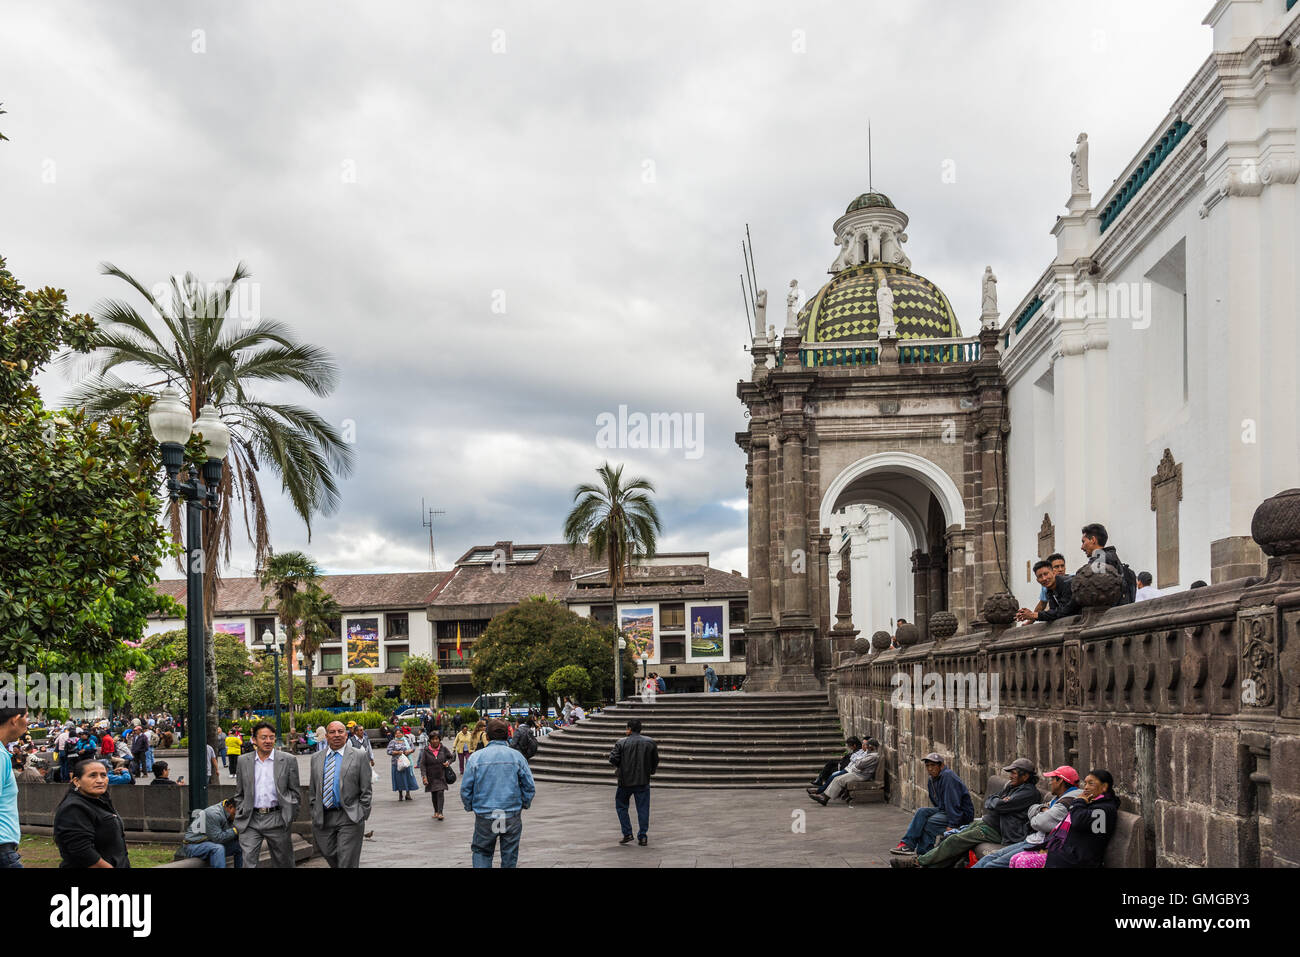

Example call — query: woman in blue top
[387,727,419,801]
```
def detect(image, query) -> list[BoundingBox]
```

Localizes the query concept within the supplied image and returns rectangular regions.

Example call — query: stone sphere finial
[1072,561,1123,608]
[852,636,871,656]
[1251,488,1300,556]
[894,622,921,647]
[929,610,958,640]
[982,592,1019,625]
[871,630,892,651]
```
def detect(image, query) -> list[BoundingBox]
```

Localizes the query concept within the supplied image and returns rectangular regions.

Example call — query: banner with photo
[214,622,246,644]
[686,603,728,660]
[618,605,657,664]
[346,618,380,669]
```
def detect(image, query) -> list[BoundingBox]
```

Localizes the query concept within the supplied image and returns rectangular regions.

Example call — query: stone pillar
[749,427,773,623]
[811,527,833,677]
[781,429,811,621]
[829,565,860,665]
[946,527,974,632]
[1210,535,1267,585]
[1150,447,1183,588]
[911,550,930,638]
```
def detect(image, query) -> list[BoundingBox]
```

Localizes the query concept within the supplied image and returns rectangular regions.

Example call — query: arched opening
[821,451,968,639]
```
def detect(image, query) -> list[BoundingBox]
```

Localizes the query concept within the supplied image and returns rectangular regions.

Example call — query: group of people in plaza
[3,711,181,787]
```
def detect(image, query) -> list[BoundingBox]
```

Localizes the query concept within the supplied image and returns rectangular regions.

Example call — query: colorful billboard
[618,606,657,663]
[214,622,246,644]
[346,618,380,669]
[687,604,727,660]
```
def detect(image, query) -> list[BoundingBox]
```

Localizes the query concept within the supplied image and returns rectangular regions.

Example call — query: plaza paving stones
[286,753,912,868]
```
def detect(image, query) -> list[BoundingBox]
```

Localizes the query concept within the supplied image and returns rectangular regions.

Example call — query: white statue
[981,266,998,317]
[784,279,801,335]
[767,324,776,343]
[1071,132,1089,194]
[755,288,767,326]
[876,278,896,337]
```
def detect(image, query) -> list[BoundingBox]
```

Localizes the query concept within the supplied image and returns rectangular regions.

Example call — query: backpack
[514,728,538,760]
[1118,563,1137,604]
[656,677,666,693]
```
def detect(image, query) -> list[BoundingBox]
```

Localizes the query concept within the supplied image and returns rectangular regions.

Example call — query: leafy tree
[546,664,591,706]
[471,596,634,711]
[400,654,440,707]
[562,462,662,700]
[0,256,177,665]
[343,675,374,711]
[129,629,258,715]
[60,261,355,747]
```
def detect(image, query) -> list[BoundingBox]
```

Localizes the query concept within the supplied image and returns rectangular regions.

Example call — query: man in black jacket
[1017,560,1078,623]
[609,719,658,846]
[1078,523,1136,604]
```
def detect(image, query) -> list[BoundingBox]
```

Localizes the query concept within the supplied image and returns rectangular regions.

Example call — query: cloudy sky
[2,1,1210,579]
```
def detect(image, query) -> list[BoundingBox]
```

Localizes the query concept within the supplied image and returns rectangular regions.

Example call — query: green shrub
[455,707,479,725]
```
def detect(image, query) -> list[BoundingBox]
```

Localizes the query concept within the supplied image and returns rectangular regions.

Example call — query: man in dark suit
[310,720,371,867]
[234,721,300,868]
[609,719,659,846]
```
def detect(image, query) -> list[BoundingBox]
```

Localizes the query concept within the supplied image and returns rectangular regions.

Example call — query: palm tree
[562,462,663,702]
[257,551,321,744]
[297,584,341,712]
[61,262,354,745]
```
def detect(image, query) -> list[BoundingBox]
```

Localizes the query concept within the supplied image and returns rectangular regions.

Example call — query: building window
[436,619,488,641]
[386,613,410,638]
[320,649,342,672]
[438,644,474,669]
[253,617,277,643]
[728,601,747,625]
[660,636,685,662]
[731,638,746,660]
[661,603,685,629]
[590,605,614,626]
[325,618,341,641]
[386,645,409,671]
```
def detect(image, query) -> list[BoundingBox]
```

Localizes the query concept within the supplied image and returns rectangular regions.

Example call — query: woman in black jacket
[1045,768,1119,868]
[53,758,130,868]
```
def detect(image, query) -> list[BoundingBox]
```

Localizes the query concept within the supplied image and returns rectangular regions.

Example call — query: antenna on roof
[868,119,873,192]
[421,498,446,569]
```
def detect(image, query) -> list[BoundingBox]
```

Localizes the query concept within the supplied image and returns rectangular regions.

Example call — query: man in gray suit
[310,720,372,868]
[234,721,300,868]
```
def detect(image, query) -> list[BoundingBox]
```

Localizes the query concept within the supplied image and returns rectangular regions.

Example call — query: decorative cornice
[1150,447,1183,511]
[1199,155,1300,218]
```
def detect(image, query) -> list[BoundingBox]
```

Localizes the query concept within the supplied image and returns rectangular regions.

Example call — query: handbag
[396,753,410,771]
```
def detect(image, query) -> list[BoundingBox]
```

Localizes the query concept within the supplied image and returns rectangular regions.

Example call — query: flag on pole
[456,621,462,659]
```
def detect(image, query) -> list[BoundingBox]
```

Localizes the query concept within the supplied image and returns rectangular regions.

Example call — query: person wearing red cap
[973,765,1083,868]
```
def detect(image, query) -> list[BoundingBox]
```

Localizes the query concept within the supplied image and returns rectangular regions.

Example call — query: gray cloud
[4,0,1210,579]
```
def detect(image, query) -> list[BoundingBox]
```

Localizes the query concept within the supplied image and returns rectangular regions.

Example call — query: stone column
[749,427,772,623]
[781,429,811,621]
[911,550,930,637]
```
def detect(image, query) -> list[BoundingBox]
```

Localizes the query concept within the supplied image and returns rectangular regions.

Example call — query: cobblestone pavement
[283,753,912,868]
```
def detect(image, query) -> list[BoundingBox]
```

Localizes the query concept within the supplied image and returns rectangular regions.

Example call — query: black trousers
[813,757,849,788]
[429,790,445,813]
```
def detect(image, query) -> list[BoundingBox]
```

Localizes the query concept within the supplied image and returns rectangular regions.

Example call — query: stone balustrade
[830,488,1300,867]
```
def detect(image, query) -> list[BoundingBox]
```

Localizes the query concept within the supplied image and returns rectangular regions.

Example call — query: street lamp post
[261,629,284,746]
[149,388,229,816]
[616,634,626,703]
[641,654,649,686]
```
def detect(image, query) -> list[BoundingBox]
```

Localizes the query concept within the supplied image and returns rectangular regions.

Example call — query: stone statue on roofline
[784,279,801,336]
[876,277,896,338]
[1071,132,1089,194]
[981,266,998,326]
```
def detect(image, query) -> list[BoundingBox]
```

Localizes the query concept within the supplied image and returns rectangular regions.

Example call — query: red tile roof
[150,571,453,616]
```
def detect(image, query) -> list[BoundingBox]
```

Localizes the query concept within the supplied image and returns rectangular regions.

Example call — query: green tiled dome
[798,263,960,342]
[845,191,895,213]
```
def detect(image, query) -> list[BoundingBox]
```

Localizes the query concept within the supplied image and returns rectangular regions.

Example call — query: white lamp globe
[148,387,193,446]
[192,404,231,460]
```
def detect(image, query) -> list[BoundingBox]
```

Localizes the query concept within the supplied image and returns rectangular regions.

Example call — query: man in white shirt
[1134,571,1164,601]
[233,721,300,867]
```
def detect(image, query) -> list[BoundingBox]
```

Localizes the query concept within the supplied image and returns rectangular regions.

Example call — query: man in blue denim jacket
[460,718,535,867]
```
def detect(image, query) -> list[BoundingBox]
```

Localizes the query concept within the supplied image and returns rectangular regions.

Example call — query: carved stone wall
[830,490,1300,868]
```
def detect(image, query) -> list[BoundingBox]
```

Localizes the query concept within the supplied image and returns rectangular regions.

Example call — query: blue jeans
[145,747,155,773]
[817,769,848,794]
[901,807,950,853]
[971,839,1032,868]
[182,839,242,869]
[471,812,522,868]
[0,845,22,869]
[616,785,650,839]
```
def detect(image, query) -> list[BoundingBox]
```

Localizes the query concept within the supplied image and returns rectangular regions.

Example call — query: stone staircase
[529,691,844,788]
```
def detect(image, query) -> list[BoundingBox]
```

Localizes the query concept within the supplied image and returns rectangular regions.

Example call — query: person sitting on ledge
[1008,768,1118,868]
[890,754,974,856]
[973,765,1082,868]
[150,761,178,786]
[810,738,880,805]
[894,758,1041,867]
[807,736,863,795]
[1016,560,1078,623]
